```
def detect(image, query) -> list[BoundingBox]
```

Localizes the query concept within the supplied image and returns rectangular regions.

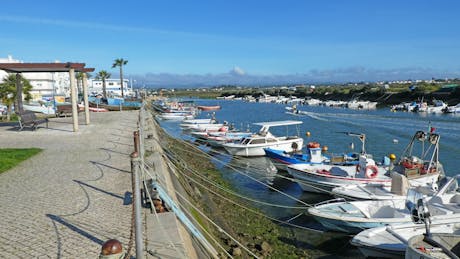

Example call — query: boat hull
[223,139,303,157]
[287,164,390,193]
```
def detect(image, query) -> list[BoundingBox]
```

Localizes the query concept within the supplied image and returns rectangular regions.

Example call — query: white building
[0,55,71,100]
[88,78,133,97]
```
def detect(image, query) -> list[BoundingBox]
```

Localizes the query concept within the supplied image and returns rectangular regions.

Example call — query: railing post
[133,131,139,154]
[131,151,143,259]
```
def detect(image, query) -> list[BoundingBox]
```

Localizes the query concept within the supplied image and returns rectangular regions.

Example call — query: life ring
[365,165,379,179]
[307,142,320,148]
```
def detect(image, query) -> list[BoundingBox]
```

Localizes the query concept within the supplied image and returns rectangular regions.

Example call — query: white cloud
[230,66,246,76]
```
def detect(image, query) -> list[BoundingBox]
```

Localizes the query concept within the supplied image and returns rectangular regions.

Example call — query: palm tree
[95,70,111,98]
[0,74,32,121]
[112,58,128,97]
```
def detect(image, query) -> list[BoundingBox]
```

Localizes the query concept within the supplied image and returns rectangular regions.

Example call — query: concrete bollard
[99,239,125,259]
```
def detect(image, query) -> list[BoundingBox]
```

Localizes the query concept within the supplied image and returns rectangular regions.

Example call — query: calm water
[158,99,460,257]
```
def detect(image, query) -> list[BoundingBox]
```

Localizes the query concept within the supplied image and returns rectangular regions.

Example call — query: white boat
[351,177,460,258]
[286,133,390,193]
[308,174,460,234]
[426,100,448,114]
[445,103,460,114]
[347,100,378,110]
[205,132,253,147]
[352,217,460,258]
[182,118,216,124]
[182,123,227,132]
[23,103,56,115]
[157,113,194,120]
[222,120,303,157]
[288,130,443,194]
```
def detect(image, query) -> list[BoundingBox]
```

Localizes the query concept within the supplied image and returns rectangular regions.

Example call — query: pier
[0,108,208,258]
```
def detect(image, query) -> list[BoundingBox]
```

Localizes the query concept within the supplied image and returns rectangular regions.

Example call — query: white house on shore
[0,55,134,100]
[0,55,70,100]
[88,78,134,97]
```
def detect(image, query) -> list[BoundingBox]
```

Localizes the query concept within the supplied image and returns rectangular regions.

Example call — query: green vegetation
[0,148,42,173]
[112,58,128,97]
[0,74,33,121]
[157,79,460,106]
[96,70,111,98]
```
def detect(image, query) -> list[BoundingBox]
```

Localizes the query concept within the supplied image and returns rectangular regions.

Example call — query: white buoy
[393,139,399,144]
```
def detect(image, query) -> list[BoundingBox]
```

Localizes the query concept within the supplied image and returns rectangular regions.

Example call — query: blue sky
[1,0,460,87]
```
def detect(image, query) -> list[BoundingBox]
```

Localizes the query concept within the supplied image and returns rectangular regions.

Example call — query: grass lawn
[0,148,42,173]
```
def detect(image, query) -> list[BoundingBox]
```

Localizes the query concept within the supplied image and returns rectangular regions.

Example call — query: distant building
[0,55,70,100]
[88,78,133,97]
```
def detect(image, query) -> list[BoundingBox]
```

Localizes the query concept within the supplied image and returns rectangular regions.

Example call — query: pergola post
[69,68,79,132]
[15,73,24,113]
[82,73,90,125]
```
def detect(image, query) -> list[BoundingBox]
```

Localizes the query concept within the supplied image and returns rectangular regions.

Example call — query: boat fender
[365,165,379,179]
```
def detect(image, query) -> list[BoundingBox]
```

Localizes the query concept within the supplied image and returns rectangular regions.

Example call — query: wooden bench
[56,104,74,117]
[18,111,49,131]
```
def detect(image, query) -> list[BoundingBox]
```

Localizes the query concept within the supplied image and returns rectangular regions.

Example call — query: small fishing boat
[444,103,460,114]
[197,105,221,111]
[287,130,443,194]
[309,174,460,234]
[157,112,194,120]
[264,141,360,171]
[286,133,392,193]
[205,131,253,147]
[182,118,216,125]
[222,120,304,157]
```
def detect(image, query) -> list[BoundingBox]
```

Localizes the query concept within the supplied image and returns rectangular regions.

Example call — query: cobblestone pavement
[0,111,139,258]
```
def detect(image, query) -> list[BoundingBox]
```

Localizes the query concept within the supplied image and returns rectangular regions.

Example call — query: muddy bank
[153,122,351,258]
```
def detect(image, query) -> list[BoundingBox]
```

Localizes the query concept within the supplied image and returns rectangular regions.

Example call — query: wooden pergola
[0,62,95,132]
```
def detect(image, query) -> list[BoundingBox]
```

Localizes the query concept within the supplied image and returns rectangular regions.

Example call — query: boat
[264,142,358,171]
[23,103,55,115]
[287,130,443,194]
[426,99,448,114]
[222,120,304,157]
[286,133,392,193]
[182,118,216,125]
[347,100,378,110]
[196,105,221,111]
[88,101,140,111]
[308,174,460,234]
[407,199,460,259]
[444,103,460,114]
[352,216,460,258]
[157,112,194,120]
[205,131,253,147]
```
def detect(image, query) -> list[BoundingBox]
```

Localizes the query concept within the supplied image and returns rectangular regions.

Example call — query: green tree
[0,74,32,121]
[95,70,111,98]
[76,72,92,98]
[111,58,128,97]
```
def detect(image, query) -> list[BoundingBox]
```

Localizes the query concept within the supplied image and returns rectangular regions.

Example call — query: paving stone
[0,112,138,258]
